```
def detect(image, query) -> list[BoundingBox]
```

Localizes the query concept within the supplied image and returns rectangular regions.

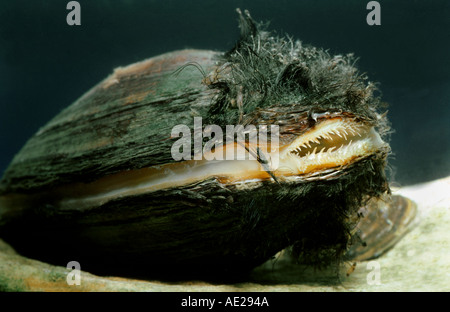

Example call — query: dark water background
[0,0,449,186]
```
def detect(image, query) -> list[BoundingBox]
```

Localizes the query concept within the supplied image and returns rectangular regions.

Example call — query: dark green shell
[0,12,398,280]
[0,50,220,194]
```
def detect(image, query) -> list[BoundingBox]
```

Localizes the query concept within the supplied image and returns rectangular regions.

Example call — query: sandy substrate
[1,176,448,291]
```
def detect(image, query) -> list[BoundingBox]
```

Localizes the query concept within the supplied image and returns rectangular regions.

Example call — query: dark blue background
[0,0,449,185]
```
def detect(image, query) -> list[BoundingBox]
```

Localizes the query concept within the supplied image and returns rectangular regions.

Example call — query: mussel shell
[346,194,418,261]
[0,49,390,280]
[0,49,220,194]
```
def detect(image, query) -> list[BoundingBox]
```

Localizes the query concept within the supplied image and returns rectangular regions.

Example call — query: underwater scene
[0,0,448,295]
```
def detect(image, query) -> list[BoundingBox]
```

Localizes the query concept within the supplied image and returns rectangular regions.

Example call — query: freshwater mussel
[0,10,415,280]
